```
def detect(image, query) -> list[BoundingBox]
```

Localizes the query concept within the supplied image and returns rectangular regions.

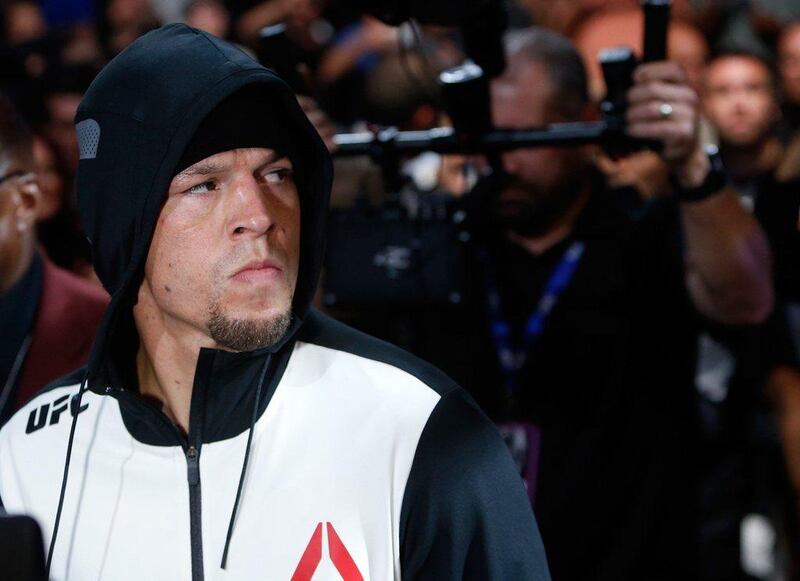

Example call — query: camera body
[253,1,671,308]
[320,1,671,309]
[324,191,469,308]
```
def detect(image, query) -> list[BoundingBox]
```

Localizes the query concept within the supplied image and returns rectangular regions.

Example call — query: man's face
[779,25,800,107]
[703,56,778,148]
[490,56,589,236]
[140,147,301,351]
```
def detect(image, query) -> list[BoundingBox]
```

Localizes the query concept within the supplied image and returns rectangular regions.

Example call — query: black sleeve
[399,388,551,580]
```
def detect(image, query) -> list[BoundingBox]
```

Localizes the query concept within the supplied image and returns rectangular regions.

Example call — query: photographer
[428,27,772,580]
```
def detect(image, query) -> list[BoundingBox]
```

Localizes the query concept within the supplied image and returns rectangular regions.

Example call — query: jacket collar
[105,322,296,447]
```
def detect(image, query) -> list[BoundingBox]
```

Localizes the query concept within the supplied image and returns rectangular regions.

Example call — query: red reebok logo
[291,522,365,581]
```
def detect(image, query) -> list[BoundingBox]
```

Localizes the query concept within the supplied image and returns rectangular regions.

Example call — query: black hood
[75,24,332,391]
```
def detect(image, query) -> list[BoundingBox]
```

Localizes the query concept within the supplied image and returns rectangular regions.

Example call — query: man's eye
[264,168,293,184]
[186,181,216,195]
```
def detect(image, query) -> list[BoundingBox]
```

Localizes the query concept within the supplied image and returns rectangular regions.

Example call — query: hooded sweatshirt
[0,25,550,581]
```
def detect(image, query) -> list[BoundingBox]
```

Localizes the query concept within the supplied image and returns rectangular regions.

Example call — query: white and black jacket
[1,311,549,580]
[0,24,550,580]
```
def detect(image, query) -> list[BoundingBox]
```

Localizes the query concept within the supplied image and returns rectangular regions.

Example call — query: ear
[13,177,42,233]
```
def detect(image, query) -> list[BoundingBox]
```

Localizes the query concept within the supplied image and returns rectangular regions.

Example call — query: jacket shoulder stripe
[296,309,460,398]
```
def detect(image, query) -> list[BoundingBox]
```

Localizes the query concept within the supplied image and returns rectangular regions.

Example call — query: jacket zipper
[116,388,206,581]
[186,444,204,581]
[184,352,211,581]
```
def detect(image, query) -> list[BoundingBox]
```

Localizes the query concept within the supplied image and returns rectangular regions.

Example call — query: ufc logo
[26,394,88,434]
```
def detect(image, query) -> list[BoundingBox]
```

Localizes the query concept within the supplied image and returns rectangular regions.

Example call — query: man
[0,94,107,426]
[702,52,783,206]
[409,29,772,581]
[701,51,800,312]
[701,50,800,576]
[0,25,550,580]
[777,22,800,183]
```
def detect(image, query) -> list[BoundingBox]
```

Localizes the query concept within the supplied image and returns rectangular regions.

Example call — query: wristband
[671,145,728,203]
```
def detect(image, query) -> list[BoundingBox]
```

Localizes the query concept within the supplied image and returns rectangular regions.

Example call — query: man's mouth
[231,259,283,283]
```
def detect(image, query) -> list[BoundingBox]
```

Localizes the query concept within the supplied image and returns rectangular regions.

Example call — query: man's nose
[228,175,273,237]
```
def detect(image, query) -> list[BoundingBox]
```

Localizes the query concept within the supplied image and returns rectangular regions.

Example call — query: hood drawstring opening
[46,371,89,577]
[220,353,271,569]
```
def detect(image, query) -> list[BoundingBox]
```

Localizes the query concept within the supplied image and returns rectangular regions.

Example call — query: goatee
[207,305,292,352]
[491,183,583,238]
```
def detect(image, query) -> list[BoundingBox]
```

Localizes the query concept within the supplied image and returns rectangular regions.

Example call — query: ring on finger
[658,102,673,119]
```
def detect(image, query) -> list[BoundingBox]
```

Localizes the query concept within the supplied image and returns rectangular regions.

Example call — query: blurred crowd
[3,0,800,579]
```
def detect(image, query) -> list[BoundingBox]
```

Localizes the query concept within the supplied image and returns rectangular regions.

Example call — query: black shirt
[691,173,800,578]
[332,181,702,579]
[454,186,700,581]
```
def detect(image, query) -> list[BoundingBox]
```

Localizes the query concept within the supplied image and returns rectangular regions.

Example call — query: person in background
[699,48,800,579]
[703,51,783,205]
[100,0,160,56]
[31,133,95,278]
[2,0,54,80]
[315,15,400,124]
[778,21,800,135]
[316,16,398,86]
[2,0,48,47]
[777,22,800,184]
[183,0,230,39]
[400,27,772,580]
[0,94,107,426]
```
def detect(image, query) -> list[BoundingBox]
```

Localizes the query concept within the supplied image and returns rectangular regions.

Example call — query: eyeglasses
[0,171,34,187]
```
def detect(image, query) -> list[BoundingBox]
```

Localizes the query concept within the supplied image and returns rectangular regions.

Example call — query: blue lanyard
[480,241,586,397]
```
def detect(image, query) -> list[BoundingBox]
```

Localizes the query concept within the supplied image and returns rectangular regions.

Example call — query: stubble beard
[206,299,293,352]
[493,180,582,238]
[204,244,297,351]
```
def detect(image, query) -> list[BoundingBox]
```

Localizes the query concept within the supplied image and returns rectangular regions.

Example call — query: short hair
[706,49,779,96]
[503,27,589,116]
[0,92,33,168]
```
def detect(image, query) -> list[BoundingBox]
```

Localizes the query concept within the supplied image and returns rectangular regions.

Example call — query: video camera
[259,1,672,310]
[331,0,671,160]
